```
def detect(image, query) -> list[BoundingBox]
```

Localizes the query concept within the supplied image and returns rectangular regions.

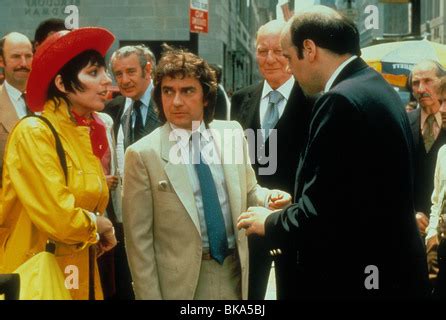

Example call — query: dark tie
[131,100,145,143]
[192,133,228,264]
[423,114,436,152]
[21,93,33,115]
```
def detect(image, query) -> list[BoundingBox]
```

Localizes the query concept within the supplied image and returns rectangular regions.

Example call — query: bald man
[238,6,429,298]
[0,32,33,188]
[230,20,313,299]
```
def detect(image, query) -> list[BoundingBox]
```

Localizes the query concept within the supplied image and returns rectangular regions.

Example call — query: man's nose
[173,92,183,106]
[121,73,130,84]
[19,55,28,67]
[265,50,277,63]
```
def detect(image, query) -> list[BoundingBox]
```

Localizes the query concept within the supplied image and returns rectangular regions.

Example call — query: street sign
[190,0,209,34]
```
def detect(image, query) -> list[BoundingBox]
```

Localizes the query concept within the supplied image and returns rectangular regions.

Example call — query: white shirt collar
[169,121,212,148]
[123,81,153,117]
[139,81,153,107]
[261,76,294,101]
[4,80,23,102]
[324,55,358,93]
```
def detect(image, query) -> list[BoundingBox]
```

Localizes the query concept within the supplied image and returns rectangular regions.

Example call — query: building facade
[0,0,275,92]
[421,0,446,43]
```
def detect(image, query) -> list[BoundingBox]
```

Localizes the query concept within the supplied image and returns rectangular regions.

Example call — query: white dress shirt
[116,82,153,176]
[4,80,27,119]
[259,76,294,128]
[170,122,235,250]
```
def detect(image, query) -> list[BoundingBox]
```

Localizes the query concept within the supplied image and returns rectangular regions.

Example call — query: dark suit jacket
[231,80,313,299]
[213,85,229,120]
[407,108,446,215]
[265,58,430,298]
[104,94,160,150]
[231,81,312,195]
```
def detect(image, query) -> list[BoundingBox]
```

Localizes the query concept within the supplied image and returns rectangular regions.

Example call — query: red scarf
[71,110,109,160]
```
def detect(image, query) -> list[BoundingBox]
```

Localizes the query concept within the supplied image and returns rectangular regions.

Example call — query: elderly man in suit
[231,19,312,299]
[407,60,446,240]
[122,46,291,300]
[0,32,33,189]
[238,5,429,298]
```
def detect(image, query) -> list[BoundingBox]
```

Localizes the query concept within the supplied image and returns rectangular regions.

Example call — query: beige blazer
[122,120,271,300]
[0,85,19,187]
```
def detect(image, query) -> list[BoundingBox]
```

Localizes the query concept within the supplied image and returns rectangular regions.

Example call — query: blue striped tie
[192,133,228,264]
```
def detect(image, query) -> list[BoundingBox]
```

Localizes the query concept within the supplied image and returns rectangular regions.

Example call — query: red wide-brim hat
[26,27,115,112]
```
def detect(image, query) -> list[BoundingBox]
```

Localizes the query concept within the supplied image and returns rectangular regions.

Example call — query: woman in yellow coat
[0,27,117,300]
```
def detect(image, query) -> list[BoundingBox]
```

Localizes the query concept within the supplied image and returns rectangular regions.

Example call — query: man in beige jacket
[122,46,290,300]
[0,32,33,188]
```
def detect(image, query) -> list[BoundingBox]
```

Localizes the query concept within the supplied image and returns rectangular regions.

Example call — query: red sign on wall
[190,0,209,33]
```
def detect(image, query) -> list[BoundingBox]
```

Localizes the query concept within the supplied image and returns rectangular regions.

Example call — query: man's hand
[106,175,119,191]
[95,215,117,257]
[97,228,117,257]
[237,206,273,236]
[268,190,292,210]
[415,212,429,236]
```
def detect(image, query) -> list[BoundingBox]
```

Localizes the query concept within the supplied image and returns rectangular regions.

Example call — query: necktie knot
[426,114,435,126]
[133,100,143,110]
[268,90,283,105]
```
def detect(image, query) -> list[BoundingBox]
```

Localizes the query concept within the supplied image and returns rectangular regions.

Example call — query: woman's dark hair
[47,50,106,106]
[153,44,217,126]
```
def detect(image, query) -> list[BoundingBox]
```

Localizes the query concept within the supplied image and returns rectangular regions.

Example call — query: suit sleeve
[122,146,162,300]
[264,94,362,246]
[230,92,243,121]
[231,120,269,207]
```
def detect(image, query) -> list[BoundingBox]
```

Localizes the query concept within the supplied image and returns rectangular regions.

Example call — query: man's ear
[144,62,152,79]
[54,75,67,93]
[0,55,4,68]
[302,39,317,62]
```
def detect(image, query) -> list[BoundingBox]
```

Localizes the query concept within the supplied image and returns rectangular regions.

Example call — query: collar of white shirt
[324,55,358,93]
[169,121,212,149]
[4,80,23,103]
[261,76,294,101]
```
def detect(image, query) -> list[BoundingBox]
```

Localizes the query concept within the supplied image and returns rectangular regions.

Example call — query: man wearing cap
[0,32,33,189]
[230,19,312,299]
[122,46,291,300]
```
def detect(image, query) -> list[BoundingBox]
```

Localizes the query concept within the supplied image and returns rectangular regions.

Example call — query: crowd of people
[0,5,445,300]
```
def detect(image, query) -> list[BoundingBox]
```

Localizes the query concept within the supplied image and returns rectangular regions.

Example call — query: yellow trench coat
[0,99,109,300]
